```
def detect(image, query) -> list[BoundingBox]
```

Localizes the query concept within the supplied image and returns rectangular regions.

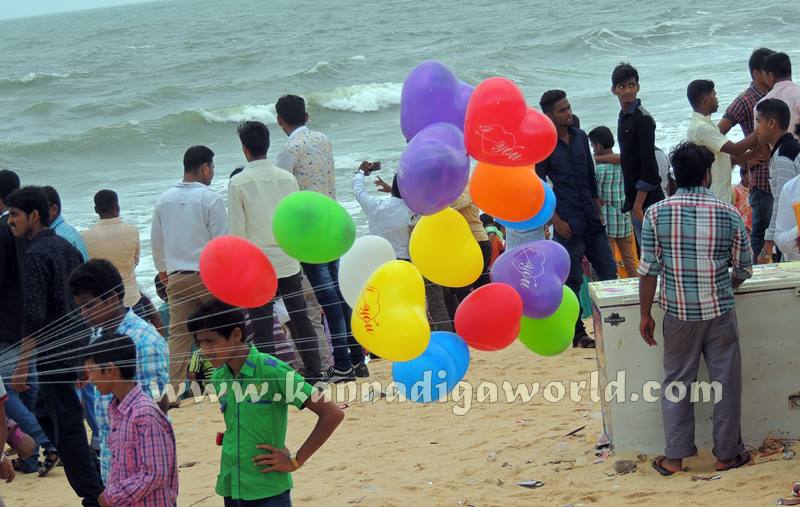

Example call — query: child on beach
[733,166,753,233]
[85,334,178,507]
[188,299,345,507]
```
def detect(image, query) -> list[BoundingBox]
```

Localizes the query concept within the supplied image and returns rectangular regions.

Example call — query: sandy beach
[5,322,798,507]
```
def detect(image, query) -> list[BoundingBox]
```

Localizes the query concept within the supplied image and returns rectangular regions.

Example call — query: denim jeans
[749,187,773,259]
[224,490,291,507]
[302,261,365,370]
[4,378,56,472]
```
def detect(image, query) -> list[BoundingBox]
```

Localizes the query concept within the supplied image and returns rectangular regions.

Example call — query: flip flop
[651,456,683,477]
[572,336,596,349]
[715,451,752,472]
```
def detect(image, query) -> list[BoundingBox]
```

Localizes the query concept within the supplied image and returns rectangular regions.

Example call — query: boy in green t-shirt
[188,299,345,506]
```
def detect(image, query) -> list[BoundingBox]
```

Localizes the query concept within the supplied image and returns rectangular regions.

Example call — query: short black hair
[588,126,615,149]
[85,332,137,380]
[42,185,61,215]
[183,145,214,173]
[5,186,51,226]
[391,175,401,199]
[237,121,270,158]
[69,259,125,303]
[154,274,167,302]
[479,213,495,227]
[0,170,20,202]
[94,189,118,215]
[756,98,791,130]
[687,79,715,109]
[612,63,639,87]
[187,299,246,341]
[230,166,244,180]
[763,52,791,80]
[275,95,307,126]
[749,47,775,74]
[539,89,567,115]
[670,141,714,188]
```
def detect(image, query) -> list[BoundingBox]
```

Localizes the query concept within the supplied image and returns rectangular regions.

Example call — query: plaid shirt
[103,386,178,507]
[50,215,89,261]
[595,162,632,238]
[723,83,769,192]
[638,187,753,321]
[95,310,170,481]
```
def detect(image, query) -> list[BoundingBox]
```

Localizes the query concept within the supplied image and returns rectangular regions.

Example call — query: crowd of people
[0,47,799,505]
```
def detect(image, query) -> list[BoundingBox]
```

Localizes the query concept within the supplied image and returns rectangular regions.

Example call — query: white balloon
[339,235,397,307]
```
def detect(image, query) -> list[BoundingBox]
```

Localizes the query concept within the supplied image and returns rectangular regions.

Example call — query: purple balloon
[398,122,470,216]
[401,61,474,141]
[490,241,570,318]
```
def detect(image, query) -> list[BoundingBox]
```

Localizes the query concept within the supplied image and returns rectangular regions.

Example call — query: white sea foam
[303,61,332,74]
[308,82,402,113]
[348,55,366,61]
[11,72,71,84]
[199,104,277,124]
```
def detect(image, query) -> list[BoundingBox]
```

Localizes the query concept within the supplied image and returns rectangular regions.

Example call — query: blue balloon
[392,341,457,403]
[430,331,470,382]
[497,180,556,230]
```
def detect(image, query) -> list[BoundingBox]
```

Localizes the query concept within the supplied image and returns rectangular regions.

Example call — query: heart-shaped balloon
[398,122,470,216]
[490,240,570,319]
[497,180,556,230]
[401,61,474,141]
[464,77,557,166]
[351,260,430,362]
[469,162,545,222]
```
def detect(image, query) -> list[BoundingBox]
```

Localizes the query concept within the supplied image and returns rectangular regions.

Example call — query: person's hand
[253,444,298,473]
[374,176,392,194]
[552,217,573,240]
[10,364,30,393]
[98,490,110,507]
[0,454,15,483]
[640,314,657,346]
[757,252,773,264]
[158,271,169,288]
[358,160,372,175]
[631,205,644,224]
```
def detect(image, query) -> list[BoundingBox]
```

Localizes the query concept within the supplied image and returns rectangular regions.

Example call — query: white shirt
[82,218,141,307]
[774,173,800,261]
[352,173,412,259]
[275,125,337,198]
[151,181,228,273]
[687,112,733,203]
[655,147,671,196]
[228,159,301,278]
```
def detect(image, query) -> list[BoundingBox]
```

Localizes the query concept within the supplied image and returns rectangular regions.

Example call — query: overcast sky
[1,0,155,20]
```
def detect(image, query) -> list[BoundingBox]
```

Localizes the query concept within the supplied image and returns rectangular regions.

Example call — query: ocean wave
[307,82,402,113]
[302,61,334,74]
[0,72,72,88]
[348,55,366,61]
[198,104,277,124]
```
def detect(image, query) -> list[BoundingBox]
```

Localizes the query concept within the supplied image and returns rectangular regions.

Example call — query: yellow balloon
[409,208,483,287]
[351,260,430,362]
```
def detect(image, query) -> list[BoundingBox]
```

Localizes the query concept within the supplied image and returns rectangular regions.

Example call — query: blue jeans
[302,261,365,371]
[4,378,56,472]
[224,490,291,507]
[749,187,773,259]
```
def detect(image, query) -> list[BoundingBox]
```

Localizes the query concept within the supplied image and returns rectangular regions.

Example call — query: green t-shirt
[212,346,315,500]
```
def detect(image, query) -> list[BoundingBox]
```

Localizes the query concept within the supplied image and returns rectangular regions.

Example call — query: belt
[169,270,198,275]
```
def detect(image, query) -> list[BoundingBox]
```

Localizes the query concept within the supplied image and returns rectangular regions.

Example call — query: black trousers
[250,272,322,380]
[38,376,104,506]
[446,240,492,319]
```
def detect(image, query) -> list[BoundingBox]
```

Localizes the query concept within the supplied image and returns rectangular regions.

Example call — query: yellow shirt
[81,218,141,307]
[687,112,733,203]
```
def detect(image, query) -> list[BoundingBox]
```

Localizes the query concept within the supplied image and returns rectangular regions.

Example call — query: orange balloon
[469,162,545,222]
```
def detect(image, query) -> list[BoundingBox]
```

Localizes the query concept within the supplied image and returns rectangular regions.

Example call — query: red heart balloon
[464,77,557,166]
[454,283,523,351]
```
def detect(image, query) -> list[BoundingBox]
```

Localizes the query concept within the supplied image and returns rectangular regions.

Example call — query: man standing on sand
[686,79,760,204]
[537,90,617,348]
[639,142,752,477]
[6,186,104,506]
[612,63,665,243]
[275,94,367,382]
[719,48,774,257]
[151,146,228,400]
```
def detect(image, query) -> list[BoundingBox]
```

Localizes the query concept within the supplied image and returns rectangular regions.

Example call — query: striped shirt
[95,310,170,481]
[50,215,89,261]
[765,133,800,242]
[505,227,545,249]
[103,386,178,507]
[638,187,753,321]
[595,162,632,238]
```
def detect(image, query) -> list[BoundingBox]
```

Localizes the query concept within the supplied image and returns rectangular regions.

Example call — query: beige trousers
[166,272,214,393]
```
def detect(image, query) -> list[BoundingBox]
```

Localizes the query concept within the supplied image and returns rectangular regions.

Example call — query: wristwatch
[289,451,301,471]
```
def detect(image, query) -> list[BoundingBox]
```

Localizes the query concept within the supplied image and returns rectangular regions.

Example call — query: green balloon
[272,191,356,263]
[517,286,579,356]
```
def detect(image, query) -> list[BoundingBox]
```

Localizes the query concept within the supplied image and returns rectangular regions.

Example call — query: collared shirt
[759,80,800,140]
[352,173,412,259]
[151,181,228,273]
[94,310,170,481]
[0,214,23,345]
[22,229,87,374]
[687,112,733,204]
[104,386,178,507]
[618,100,664,212]
[732,184,752,232]
[724,83,770,192]
[212,346,315,501]
[536,126,601,236]
[595,162,632,238]
[275,126,336,199]
[0,376,6,403]
[774,173,800,261]
[766,133,800,241]
[228,159,301,278]
[50,215,89,261]
[450,190,489,242]
[638,186,753,321]
[81,218,141,307]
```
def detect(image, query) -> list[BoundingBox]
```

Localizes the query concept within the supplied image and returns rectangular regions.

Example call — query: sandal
[572,335,596,349]
[651,456,684,477]
[38,451,60,477]
[716,451,752,472]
